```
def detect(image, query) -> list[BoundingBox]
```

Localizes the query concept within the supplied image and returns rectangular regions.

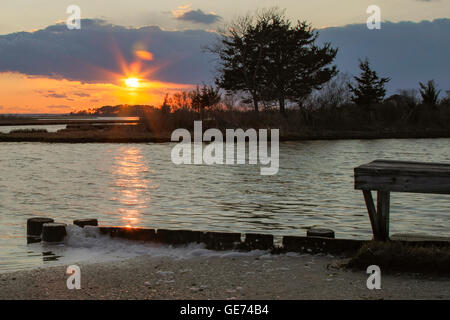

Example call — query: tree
[314,72,352,109]
[442,90,450,106]
[160,94,171,114]
[419,80,441,107]
[349,59,390,109]
[222,91,240,110]
[211,14,266,112]
[210,8,338,114]
[256,9,338,114]
[171,91,191,110]
[189,85,221,118]
[396,89,419,107]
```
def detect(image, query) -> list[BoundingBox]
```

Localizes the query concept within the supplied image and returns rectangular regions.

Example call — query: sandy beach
[1,253,448,300]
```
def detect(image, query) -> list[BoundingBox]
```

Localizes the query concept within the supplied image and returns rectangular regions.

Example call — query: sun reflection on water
[110,147,150,226]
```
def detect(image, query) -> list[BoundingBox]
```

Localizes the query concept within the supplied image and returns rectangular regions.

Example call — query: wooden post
[376,191,390,241]
[362,190,381,241]
[306,228,335,239]
[27,217,54,237]
[74,219,98,228]
[42,223,67,243]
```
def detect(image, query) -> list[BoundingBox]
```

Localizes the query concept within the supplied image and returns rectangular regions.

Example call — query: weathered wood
[362,190,380,239]
[74,219,98,228]
[355,160,450,194]
[376,191,390,241]
[27,217,54,237]
[355,160,449,241]
[282,236,365,254]
[42,223,67,242]
[306,228,335,239]
[244,233,274,250]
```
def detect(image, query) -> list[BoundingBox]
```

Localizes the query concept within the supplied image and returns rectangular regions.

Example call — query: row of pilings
[27,217,366,255]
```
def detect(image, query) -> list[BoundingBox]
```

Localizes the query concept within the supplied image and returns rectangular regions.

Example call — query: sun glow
[0,41,196,113]
[125,77,140,88]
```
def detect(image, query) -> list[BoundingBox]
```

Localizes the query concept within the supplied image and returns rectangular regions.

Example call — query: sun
[125,77,140,88]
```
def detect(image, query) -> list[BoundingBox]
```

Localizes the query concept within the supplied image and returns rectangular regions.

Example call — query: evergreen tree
[256,10,338,114]
[211,8,337,114]
[211,14,267,112]
[349,59,390,107]
[189,85,221,118]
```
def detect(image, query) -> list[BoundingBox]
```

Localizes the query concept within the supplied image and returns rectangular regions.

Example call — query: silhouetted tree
[211,14,266,112]
[256,9,338,114]
[349,59,390,121]
[211,8,337,114]
[171,91,191,110]
[442,90,450,106]
[160,94,171,114]
[314,72,352,109]
[419,80,441,107]
[189,85,221,118]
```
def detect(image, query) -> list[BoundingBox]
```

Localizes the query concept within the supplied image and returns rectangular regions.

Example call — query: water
[0,139,449,272]
[37,117,140,121]
[0,117,140,133]
[0,125,66,133]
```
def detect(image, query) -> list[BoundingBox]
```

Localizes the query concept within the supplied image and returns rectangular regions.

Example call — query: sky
[0,0,449,113]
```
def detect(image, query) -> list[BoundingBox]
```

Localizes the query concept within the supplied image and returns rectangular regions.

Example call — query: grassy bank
[2,101,450,143]
[346,241,450,275]
[2,123,450,143]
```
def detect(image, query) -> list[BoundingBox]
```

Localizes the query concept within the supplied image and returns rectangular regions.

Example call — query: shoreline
[1,128,450,143]
[1,253,449,300]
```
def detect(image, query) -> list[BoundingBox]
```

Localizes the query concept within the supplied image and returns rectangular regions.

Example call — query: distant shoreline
[1,128,450,143]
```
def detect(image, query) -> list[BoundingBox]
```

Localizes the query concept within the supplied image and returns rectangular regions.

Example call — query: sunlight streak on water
[110,146,150,227]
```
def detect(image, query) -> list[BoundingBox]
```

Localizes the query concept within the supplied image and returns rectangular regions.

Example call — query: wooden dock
[355,160,450,241]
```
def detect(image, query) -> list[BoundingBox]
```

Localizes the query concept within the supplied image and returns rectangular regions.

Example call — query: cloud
[0,18,448,95]
[72,92,90,97]
[318,19,450,93]
[43,92,68,99]
[0,19,216,85]
[47,105,72,110]
[175,9,222,25]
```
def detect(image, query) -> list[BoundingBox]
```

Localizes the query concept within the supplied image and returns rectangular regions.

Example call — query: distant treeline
[70,73,450,133]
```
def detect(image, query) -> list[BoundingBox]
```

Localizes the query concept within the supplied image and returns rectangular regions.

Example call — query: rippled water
[1,139,449,272]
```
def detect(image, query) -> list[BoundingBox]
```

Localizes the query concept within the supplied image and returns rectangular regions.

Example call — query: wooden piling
[244,233,274,250]
[74,219,98,228]
[27,217,54,237]
[307,228,335,239]
[42,223,67,243]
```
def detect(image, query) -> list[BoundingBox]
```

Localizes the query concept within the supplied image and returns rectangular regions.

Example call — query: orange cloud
[135,50,154,61]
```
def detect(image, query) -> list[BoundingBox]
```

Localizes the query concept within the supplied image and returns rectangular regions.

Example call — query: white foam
[34,225,269,268]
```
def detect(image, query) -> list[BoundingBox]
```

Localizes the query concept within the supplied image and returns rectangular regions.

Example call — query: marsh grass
[9,128,48,134]
[346,241,450,275]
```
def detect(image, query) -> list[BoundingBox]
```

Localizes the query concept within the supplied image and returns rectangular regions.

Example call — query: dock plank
[355,160,450,194]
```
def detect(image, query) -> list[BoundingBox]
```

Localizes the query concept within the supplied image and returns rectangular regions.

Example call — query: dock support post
[362,190,390,241]
[362,190,380,240]
[377,191,390,241]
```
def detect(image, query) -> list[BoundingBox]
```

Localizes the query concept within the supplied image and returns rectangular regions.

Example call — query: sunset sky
[0,0,449,114]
